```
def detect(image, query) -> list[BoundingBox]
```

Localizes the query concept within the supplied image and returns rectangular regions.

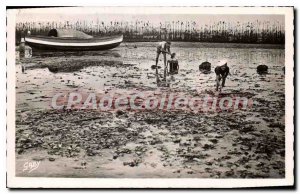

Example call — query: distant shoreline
[122,41,285,49]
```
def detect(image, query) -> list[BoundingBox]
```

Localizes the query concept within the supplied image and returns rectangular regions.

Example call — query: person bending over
[155,41,171,69]
[215,60,229,91]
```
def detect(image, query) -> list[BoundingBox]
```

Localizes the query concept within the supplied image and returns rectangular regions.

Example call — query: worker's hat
[218,59,227,66]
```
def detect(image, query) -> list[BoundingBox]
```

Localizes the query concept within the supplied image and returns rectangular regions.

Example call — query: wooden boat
[25,29,123,51]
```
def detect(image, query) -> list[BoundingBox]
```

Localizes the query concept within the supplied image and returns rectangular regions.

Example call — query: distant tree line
[16,20,285,44]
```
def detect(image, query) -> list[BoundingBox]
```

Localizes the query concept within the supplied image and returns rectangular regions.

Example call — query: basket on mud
[199,61,211,74]
[257,65,268,75]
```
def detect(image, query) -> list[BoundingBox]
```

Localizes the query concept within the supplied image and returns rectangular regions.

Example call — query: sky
[14,7,285,27]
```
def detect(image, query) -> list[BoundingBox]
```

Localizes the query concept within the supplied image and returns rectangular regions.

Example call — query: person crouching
[167,53,179,75]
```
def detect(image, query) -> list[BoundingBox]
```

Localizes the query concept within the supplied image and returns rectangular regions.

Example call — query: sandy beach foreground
[15,42,285,178]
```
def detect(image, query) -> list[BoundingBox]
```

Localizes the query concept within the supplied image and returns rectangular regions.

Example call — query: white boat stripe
[25,36,123,47]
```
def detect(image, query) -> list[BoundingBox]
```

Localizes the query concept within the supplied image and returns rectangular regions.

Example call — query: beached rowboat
[25,29,123,51]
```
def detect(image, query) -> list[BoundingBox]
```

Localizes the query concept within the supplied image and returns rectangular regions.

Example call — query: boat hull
[25,35,123,51]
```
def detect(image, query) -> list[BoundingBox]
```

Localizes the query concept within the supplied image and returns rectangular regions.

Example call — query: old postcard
[6,6,294,188]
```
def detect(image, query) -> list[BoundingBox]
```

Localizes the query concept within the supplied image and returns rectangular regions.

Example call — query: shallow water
[16,42,284,110]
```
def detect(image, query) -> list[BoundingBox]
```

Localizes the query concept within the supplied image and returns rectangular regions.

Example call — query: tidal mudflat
[15,42,285,178]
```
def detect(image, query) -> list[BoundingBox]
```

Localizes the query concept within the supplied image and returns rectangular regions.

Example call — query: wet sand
[15,42,285,178]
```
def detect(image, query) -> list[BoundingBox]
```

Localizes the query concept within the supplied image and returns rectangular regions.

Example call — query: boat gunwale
[25,34,123,43]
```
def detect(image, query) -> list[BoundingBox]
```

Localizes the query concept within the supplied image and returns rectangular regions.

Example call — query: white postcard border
[6,6,294,188]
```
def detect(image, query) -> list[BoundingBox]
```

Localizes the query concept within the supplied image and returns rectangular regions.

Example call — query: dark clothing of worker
[215,64,229,91]
[167,53,179,75]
